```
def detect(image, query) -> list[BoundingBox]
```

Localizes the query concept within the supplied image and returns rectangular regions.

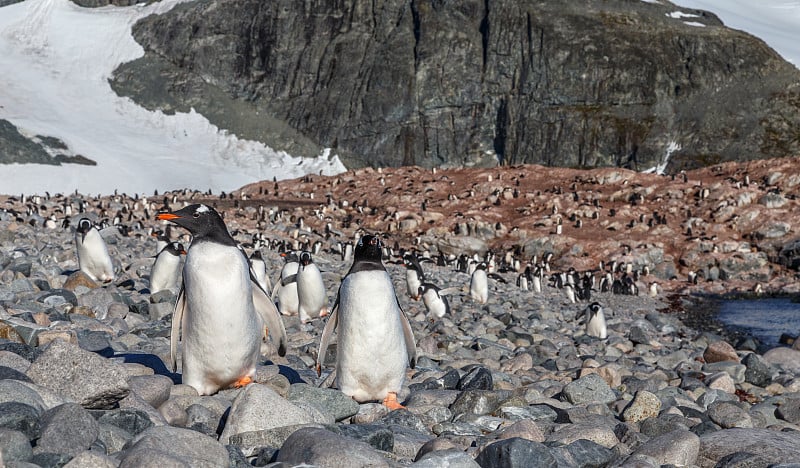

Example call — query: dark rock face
[115,0,800,171]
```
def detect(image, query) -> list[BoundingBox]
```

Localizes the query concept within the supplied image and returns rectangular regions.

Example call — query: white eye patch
[196,205,211,214]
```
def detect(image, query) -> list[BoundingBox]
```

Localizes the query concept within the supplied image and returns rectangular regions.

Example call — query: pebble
[0,196,798,467]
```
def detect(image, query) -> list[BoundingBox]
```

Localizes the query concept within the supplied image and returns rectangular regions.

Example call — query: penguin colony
[8,158,789,401]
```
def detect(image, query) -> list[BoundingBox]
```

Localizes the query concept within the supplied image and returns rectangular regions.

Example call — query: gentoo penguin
[149,241,185,293]
[75,218,115,283]
[296,251,328,323]
[249,250,272,293]
[469,262,489,304]
[577,302,608,339]
[317,234,416,410]
[418,283,450,319]
[156,204,285,396]
[272,252,300,316]
[404,254,425,300]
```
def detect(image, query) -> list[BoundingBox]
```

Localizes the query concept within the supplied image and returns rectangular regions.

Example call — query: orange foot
[382,392,405,410]
[233,375,253,388]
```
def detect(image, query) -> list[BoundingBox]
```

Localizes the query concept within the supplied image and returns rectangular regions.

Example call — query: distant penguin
[157,204,286,396]
[75,217,115,283]
[565,283,576,304]
[149,241,185,292]
[648,281,659,298]
[578,302,608,339]
[404,254,425,300]
[419,283,450,319]
[342,241,354,263]
[296,251,328,323]
[470,262,489,304]
[317,234,416,409]
[272,252,300,316]
[249,250,272,293]
[151,229,170,255]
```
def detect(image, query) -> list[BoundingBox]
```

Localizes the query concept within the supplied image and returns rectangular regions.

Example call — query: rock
[414,449,481,467]
[36,403,100,456]
[286,383,360,421]
[25,339,130,409]
[457,366,494,391]
[121,425,229,468]
[546,421,619,448]
[62,271,99,291]
[622,390,661,423]
[62,450,118,468]
[475,437,556,468]
[0,402,42,440]
[219,383,314,444]
[276,427,391,467]
[704,341,739,363]
[97,409,154,436]
[562,373,616,405]
[775,398,800,424]
[762,347,800,373]
[550,438,614,468]
[127,375,172,408]
[337,423,394,452]
[631,429,700,466]
[496,418,546,442]
[742,352,774,387]
[700,428,800,466]
[0,428,33,463]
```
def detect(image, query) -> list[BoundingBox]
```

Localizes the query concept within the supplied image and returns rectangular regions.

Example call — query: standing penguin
[317,234,416,409]
[272,252,300,316]
[577,302,608,339]
[249,250,272,293]
[75,217,115,283]
[156,204,286,396]
[149,241,185,293]
[296,251,328,323]
[469,262,489,304]
[418,283,450,319]
[404,254,425,300]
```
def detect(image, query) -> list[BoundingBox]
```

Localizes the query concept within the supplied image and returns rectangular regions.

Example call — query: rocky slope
[112,0,800,171]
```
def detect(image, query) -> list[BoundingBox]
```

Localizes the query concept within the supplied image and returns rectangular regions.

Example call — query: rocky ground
[1,159,800,467]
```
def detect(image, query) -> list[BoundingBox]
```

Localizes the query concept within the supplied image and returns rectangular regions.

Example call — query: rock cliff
[112,0,800,171]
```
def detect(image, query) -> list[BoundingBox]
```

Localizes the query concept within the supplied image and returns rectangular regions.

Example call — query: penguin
[75,217,115,283]
[151,229,170,255]
[272,252,300,316]
[149,241,185,293]
[565,283,576,304]
[156,204,286,396]
[296,251,328,323]
[469,262,489,304]
[249,250,272,293]
[317,234,416,410]
[419,283,450,319]
[404,254,425,300]
[577,302,608,339]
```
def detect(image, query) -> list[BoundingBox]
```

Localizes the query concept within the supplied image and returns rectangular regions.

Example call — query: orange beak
[156,213,180,221]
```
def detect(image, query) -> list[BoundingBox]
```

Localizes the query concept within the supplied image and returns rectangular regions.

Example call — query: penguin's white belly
[297,264,326,322]
[586,313,607,339]
[470,271,488,303]
[181,244,262,395]
[277,263,299,315]
[406,270,421,298]
[76,230,114,282]
[337,270,408,402]
[150,254,181,292]
[422,291,446,318]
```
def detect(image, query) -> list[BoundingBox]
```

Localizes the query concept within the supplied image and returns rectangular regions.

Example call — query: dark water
[717,298,800,349]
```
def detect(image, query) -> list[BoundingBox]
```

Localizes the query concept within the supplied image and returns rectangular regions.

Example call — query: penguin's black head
[250,250,264,261]
[76,218,94,241]
[156,204,235,246]
[164,242,186,256]
[354,235,383,263]
[299,251,313,267]
[588,302,603,316]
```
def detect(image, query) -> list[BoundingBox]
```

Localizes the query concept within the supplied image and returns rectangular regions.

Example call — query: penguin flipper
[316,300,339,376]
[170,285,187,372]
[397,299,417,369]
[252,280,288,357]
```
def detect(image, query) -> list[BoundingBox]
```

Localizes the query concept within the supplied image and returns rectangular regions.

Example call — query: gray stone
[632,429,700,466]
[476,437,556,468]
[0,402,41,440]
[0,428,33,463]
[97,408,154,436]
[127,374,172,408]
[742,352,775,387]
[457,366,493,391]
[276,427,391,467]
[450,390,511,417]
[414,448,480,467]
[227,423,325,457]
[62,450,117,468]
[700,428,800,466]
[286,383,360,421]
[707,402,753,429]
[546,421,619,448]
[97,422,134,455]
[0,380,46,411]
[26,339,129,409]
[550,438,614,468]
[219,383,314,444]
[121,425,229,468]
[622,390,661,423]
[338,423,394,452]
[776,398,800,424]
[35,403,100,457]
[762,347,800,373]
[562,373,616,405]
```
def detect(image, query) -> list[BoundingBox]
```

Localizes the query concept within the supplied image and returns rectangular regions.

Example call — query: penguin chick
[296,251,328,323]
[149,241,185,293]
[317,234,416,410]
[469,262,489,304]
[419,282,450,319]
[577,302,607,339]
[157,204,285,396]
[75,217,115,283]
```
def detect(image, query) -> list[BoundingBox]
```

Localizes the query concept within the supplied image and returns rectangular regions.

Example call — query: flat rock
[631,429,700,466]
[699,428,800,466]
[286,383,359,421]
[25,339,129,409]
[276,427,392,467]
[476,437,556,468]
[562,373,616,405]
